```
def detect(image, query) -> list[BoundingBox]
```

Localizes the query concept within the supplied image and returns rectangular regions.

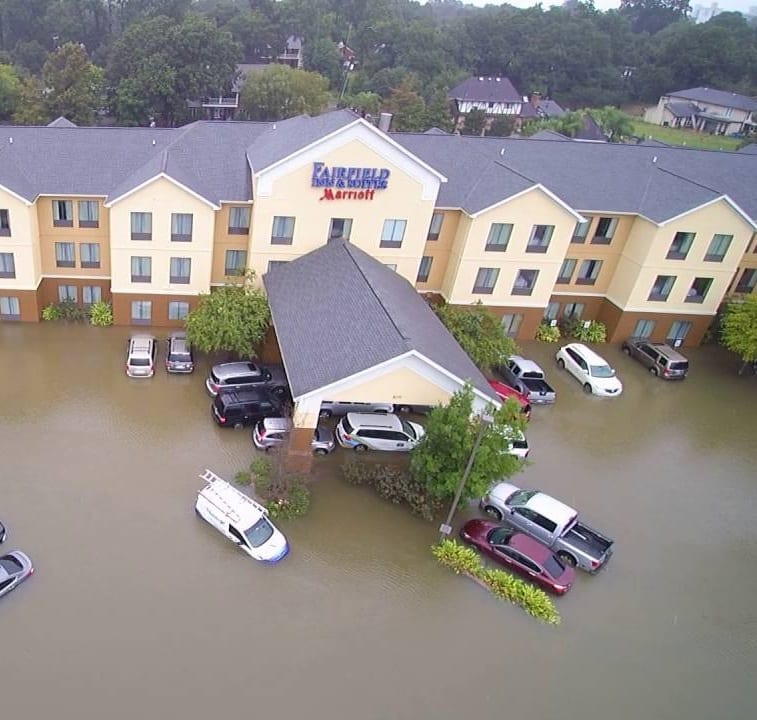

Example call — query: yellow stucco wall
[416,209,460,292]
[211,202,253,284]
[108,178,216,294]
[0,190,40,289]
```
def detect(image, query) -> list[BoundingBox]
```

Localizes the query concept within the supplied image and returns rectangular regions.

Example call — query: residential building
[644,87,757,135]
[448,76,542,130]
[1,110,755,357]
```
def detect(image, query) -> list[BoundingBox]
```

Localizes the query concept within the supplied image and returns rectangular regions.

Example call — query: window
[169,257,191,284]
[171,213,193,242]
[485,223,512,252]
[78,201,99,228]
[267,261,288,272]
[228,206,251,234]
[53,200,73,227]
[168,301,189,320]
[735,268,756,293]
[0,252,15,278]
[571,220,590,244]
[649,275,676,301]
[685,277,712,303]
[501,314,523,337]
[79,243,100,269]
[632,319,656,339]
[131,256,151,283]
[563,302,585,319]
[82,286,102,305]
[224,249,247,276]
[131,300,152,324]
[512,269,539,295]
[416,256,433,283]
[556,258,576,284]
[666,231,695,260]
[328,217,352,242]
[0,209,10,236]
[57,285,77,302]
[526,224,553,252]
[384,263,397,272]
[544,301,560,321]
[666,320,692,345]
[380,219,406,248]
[473,267,499,294]
[592,217,617,244]
[55,242,75,268]
[427,212,443,241]
[271,216,295,245]
[576,259,603,285]
[131,212,152,241]
[704,234,732,262]
[0,296,20,319]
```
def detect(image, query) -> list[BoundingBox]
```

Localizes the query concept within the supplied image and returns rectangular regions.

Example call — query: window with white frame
[473,267,499,294]
[79,243,100,269]
[666,231,695,260]
[55,242,75,268]
[82,286,102,305]
[485,223,512,252]
[131,256,151,282]
[131,300,152,324]
[168,301,189,320]
[632,319,656,339]
[0,209,11,236]
[171,213,193,242]
[228,206,251,234]
[78,201,99,228]
[0,296,20,319]
[649,275,676,301]
[571,219,590,244]
[380,219,406,248]
[271,216,295,244]
[0,252,15,278]
[416,256,433,283]
[328,218,352,241]
[526,225,553,252]
[384,263,397,271]
[58,285,77,302]
[512,269,539,295]
[704,234,732,262]
[556,258,576,284]
[427,212,443,241]
[169,257,191,284]
[52,199,73,227]
[224,249,247,276]
[576,259,603,285]
[592,217,617,244]
[131,212,152,240]
[500,313,523,337]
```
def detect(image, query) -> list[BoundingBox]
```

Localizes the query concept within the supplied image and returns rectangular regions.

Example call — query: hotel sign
[311,161,390,201]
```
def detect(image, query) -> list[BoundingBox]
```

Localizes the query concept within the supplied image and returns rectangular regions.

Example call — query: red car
[488,379,532,421]
[460,519,574,595]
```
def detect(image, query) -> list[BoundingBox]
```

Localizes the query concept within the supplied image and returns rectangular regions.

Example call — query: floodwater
[1,323,755,720]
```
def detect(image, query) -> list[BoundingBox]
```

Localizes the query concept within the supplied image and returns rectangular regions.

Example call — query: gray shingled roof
[665,101,702,118]
[669,87,757,113]
[263,240,497,401]
[739,144,757,155]
[536,99,566,118]
[47,116,77,128]
[449,76,522,104]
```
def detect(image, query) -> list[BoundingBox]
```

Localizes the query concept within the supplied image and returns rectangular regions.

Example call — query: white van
[335,412,425,452]
[195,470,288,563]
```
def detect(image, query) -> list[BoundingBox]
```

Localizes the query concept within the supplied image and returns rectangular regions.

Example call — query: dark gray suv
[206,361,288,397]
[621,339,689,379]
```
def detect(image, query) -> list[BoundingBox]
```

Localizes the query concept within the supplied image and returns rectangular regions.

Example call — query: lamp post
[439,413,494,540]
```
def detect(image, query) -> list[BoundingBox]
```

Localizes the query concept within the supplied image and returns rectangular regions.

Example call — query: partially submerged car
[0,550,34,599]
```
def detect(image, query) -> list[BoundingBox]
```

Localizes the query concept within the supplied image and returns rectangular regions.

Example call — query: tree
[619,0,690,35]
[185,273,271,358]
[11,76,47,124]
[0,64,21,120]
[409,384,525,503]
[382,78,427,131]
[720,295,757,375]
[239,64,329,121]
[487,115,515,137]
[585,106,634,142]
[433,302,517,369]
[461,107,486,136]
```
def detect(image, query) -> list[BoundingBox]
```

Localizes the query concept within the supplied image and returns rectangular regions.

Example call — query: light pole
[439,413,494,540]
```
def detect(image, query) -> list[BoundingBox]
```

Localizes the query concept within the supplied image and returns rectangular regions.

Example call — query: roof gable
[669,87,757,112]
[448,76,522,104]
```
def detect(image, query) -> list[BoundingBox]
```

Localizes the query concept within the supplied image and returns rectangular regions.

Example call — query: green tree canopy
[585,106,635,142]
[0,64,21,120]
[410,384,526,503]
[239,64,329,121]
[461,107,486,136]
[185,273,271,358]
[382,78,427,131]
[720,294,757,373]
[434,302,518,370]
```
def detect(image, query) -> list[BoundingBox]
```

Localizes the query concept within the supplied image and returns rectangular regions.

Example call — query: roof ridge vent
[152,139,156,146]
[272,122,277,130]
[500,147,505,156]
[8,137,12,144]
[652,156,657,163]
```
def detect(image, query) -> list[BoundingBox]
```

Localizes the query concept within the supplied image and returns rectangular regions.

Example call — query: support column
[284,396,322,476]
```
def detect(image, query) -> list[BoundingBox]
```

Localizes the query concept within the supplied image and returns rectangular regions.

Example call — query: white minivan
[195,470,288,563]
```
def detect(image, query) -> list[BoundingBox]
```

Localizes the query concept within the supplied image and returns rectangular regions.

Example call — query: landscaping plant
[88,300,113,326]
[535,322,561,343]
[572,320,607,343]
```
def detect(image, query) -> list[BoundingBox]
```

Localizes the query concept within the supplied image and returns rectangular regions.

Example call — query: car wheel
[233,422,243,429]
[622,346,631,355]
[483,505,502,521]
[319,409,332,419]
[313,448,328,456]
[557,358,565,369]
[650,366,659,376]
[353,444,368,453]
[397,405,411,414]
[557,552,577,568]
[583,382,593,394]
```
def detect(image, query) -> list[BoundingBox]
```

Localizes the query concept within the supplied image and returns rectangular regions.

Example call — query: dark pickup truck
[493,355,556,405]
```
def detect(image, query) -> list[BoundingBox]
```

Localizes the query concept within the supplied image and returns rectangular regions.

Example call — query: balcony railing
[201,96,239,108]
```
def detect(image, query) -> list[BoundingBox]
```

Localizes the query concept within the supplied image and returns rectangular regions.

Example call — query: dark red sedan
[488,380,532,421]
[460,519,574,595]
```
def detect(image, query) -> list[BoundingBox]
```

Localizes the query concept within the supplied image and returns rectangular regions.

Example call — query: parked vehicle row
[125,331,195,378]
[0,520,34,600]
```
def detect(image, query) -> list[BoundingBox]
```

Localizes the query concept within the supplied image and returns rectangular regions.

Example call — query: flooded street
[1,323,756,720]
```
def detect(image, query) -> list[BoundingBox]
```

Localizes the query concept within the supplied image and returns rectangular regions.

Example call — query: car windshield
[543,554,565,578]
[0,557,22,573]
[130,358,150,366]
[487,527,513,546]
[244,517,275,548]
[170,352,192,361]
[401,419,417,439]
[590,364,615,378]
[511,438,528,450]
[669,361,689,370]
[506,489,538,507]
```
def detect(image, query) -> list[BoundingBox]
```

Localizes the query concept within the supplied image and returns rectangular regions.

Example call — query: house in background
[644,87,757,136]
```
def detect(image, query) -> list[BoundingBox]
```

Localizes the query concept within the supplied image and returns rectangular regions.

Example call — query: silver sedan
[0,550,34,599]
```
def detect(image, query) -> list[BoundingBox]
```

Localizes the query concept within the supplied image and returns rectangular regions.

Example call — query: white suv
[555,343,622,397]
[336,412,425,452]
[125,334,157,378]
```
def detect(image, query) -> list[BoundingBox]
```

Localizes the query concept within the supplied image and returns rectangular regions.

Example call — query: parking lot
[1,321,756,720]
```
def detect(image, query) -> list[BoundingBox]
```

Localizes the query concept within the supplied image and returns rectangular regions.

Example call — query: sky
[462,0,755,13]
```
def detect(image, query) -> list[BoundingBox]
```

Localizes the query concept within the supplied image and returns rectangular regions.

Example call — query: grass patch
[631,120,741,151]
[432,539,560,625]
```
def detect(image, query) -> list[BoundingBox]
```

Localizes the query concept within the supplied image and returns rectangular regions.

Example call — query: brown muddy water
[0,322,755,719]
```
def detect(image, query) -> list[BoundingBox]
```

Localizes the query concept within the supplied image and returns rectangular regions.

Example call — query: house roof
[665,101,702,118]
[262,240,497,401]
[738,144,757,154]
[448,76,522,104]
[47,116,77,128]
[668,87,757,113]
[535,99,566,118]
[574,115,607,142]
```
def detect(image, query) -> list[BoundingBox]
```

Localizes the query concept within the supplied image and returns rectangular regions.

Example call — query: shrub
[41,303,62,321]
[572,320,607,343]
[432,539,560,625]
[535,322,560,343]
[89,300,113,326]
[256,473,311,520]
[57,298,88,321]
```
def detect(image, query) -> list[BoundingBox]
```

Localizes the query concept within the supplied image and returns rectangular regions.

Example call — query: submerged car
[336,412,425,452]
[460,519,574,594]
[165,331,194,373]
[125,334,157,378]
[252,417,336,455]
[487,379,532,421]
[555,342,622,397]
[621,338,689,379]
[0,550,34,599]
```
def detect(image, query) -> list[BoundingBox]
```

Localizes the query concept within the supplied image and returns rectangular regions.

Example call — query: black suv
[211,388,281,428]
